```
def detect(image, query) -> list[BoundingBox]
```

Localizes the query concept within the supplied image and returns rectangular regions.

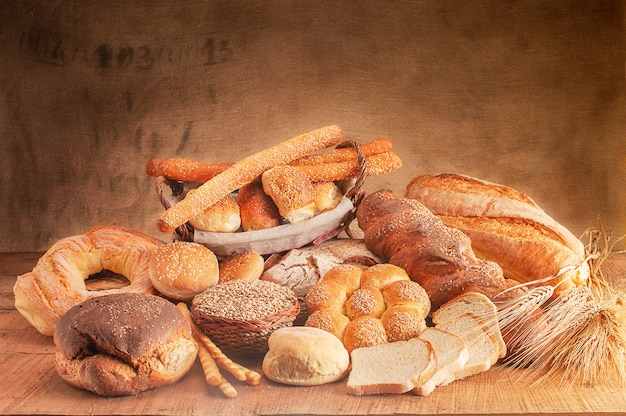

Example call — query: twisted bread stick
[157,126,343,232]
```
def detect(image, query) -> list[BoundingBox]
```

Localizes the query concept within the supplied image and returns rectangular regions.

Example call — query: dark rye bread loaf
[53,293,197,396]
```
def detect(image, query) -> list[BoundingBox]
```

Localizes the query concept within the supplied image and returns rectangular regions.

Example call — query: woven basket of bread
[190,280,300,356]
[155,141,366,256]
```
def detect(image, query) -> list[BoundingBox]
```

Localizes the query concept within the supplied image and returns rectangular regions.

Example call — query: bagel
[14,226,163,336]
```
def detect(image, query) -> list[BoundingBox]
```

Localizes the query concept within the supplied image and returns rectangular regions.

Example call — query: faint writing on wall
[18,28,234,70]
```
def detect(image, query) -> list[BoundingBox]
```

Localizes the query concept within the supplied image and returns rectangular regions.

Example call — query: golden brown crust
[345,285,386,320]
[148,241,219,301]
[304,309,351,341]
[53,293,197,396]
[295,151,402,182]
[343,316,388,353]
[381,280,431,317]
[304,281,348,315]
[146,158,233,182]
[237,178,282,231]
[188,191,241,232]
[13,226,163,336]
[290,137,393,165]
[218,251,265,284]
[261,165,316,223]
[313,181,343,214]
[157,125,343,232]
[380,304,428,343]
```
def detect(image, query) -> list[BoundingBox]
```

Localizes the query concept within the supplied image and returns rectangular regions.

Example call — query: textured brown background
[0,0,624,252]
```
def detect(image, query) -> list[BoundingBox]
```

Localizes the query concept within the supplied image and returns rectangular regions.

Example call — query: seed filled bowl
[190,280,300,356]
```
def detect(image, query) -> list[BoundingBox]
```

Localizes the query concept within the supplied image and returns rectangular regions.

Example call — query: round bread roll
[345,285,386,320]
[321,264,364,297]
[305,281,348,315]
[262,326,350,386]
[359,263,410,290]
[188,190,241,232]
[237,178,282,231]
[305,309,351,340]
[53,293,198,396]
[262,165,316,223]
[149,241,219,301]
[381,279,431,317]
[218,250,265,283]
[380,304,428,342]
[343,315,388,353]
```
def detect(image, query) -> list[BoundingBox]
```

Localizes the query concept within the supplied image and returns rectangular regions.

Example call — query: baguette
[405,173,589,292]
[157,126,343,232]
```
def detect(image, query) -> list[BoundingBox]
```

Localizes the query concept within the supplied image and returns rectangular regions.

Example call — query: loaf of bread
[188,191,241,232]
[305,263,431,352]
[356,189,511,309]
[262,165,316,224]
[53,293,197,396]
[237,178,282,231]
[262,326,350,386]
[405,173,590,293]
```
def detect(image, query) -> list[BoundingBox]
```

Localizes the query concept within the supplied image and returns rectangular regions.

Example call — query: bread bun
[262,326,350,386]
[188,190,241,232]
[305,281,348,315]
[305,309,350,340]
[149,241,219,301]
[313,181,343,214]
[262,165,315,223]
[237,178,282,231]
[345,285,386,320]
[381,304,428,342]
[343,316,388,353]
[381,279,431,317]
[360,263,410,290]
[219,251,265,283]
[53,293,197,396]
[321,263,364,297]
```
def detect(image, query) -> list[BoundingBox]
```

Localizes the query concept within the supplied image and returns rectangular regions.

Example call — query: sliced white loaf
[435,312,500,380]
[346,337,435,396]
[432,292,506,358]
[413,327,469,396]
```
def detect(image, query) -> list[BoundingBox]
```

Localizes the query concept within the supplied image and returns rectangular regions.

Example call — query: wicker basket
[155,140,367,255]
[190,280,300,356]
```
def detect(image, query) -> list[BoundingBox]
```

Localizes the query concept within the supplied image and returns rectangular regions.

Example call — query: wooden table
[1,252,625,416]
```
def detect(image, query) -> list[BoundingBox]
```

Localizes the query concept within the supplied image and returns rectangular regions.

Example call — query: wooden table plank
[1,252,625,415]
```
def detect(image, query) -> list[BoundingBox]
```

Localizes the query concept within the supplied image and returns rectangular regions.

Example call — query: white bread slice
[413,327,469,396]
[432,292,506,358]
[435,312,500,380]
[346,337,436,395]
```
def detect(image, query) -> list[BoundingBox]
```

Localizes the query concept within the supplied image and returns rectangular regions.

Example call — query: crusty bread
[188,191,241,232]
[414,327,469,396]
[218,250,265,283]
[313,181,343,214]
[432,292,506,358]
[237,178,282,231]
[405,173,589,293]
[262,165,316,223]
[435,312,500,380]
[347,337,436,395]
[262,326,350,386]
[53,293,197,396]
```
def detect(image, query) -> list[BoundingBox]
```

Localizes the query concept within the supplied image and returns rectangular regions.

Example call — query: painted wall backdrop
[0,0,624,252]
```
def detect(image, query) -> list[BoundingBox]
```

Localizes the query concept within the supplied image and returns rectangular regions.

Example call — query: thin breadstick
[146,158,233,182]
[289,137,393,165]
[177,303,261,386]
[196,340,226,386]
[296,151,402,182]
[157,125,343,232]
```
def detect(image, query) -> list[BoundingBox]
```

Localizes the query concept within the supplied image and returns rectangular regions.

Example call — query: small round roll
[262,165,316,223]
[343,316,388,353]
[149,241,219,301]
[219,251,265,283]
[380,304,428,343]
[321,264,364,297]
[359,263,410,290]
[381,279,431,317]
[262,326,350,386]
[305,309,351,341]
[305,281,348,315]
[345,285,386,321]
[237,178,282,231]
[188,190,241,232]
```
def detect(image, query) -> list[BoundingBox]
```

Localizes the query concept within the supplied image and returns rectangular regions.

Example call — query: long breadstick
[289,137,393,165]
[296,151,402,182]
[157,125,343,232]
[176,303,261,386]
[196,342,238,398]
[146,138,392,182]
